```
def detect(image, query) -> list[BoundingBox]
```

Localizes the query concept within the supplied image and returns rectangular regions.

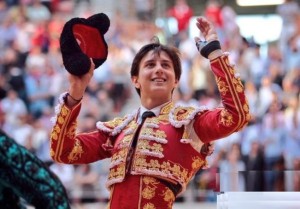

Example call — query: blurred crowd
[0,0,299,205]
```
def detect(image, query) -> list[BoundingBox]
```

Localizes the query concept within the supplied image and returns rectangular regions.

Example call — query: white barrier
[217,192,300,209]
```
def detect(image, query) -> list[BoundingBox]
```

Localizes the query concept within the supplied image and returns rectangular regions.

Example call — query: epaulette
[96,111,136,136]
[169,105,208,128]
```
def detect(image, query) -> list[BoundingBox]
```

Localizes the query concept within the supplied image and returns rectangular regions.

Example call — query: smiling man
[50,16,250,209]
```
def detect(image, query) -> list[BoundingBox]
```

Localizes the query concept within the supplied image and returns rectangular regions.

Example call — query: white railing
[217,192,300,209]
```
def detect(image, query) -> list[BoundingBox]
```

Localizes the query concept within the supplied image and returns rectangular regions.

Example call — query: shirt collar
[137,102,169,124]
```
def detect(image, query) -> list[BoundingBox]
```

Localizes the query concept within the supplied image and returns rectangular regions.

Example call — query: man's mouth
[151,78,166,82]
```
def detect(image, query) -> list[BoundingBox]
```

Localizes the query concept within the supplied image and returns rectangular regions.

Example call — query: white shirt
[137,102,170,124]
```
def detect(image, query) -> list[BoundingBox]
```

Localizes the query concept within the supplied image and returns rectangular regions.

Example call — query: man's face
[132,50,178,101]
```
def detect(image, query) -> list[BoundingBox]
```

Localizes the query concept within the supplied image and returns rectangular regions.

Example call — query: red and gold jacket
[50,54,250,208]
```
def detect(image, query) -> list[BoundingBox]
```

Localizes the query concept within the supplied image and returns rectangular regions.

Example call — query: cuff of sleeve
[200,40,221,59]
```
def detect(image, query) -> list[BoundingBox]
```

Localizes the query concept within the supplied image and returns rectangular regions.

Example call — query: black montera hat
[60,13,110,76]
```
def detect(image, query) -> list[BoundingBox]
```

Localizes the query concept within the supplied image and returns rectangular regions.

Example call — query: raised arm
[193,17,250,142]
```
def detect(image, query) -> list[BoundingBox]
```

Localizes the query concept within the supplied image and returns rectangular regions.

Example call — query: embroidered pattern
[67,138,84,162]
[161,188,175,209]
[133,155,191,189]
[137,140,164,158]
[96,111,136,136]
[50,92,69,124]
[118,135,133,149]
[212,53,250,131]
[107,162,126,187]
[143,203,156,209]
[192,156,207,169]
[142,177,159,200]
[110,148,128,168]
[145,118,160,128]
[140,128,168,144]
[169,105,208,128]
[216,77,228,96]
[220,109,234,127]
[232,77,244,93]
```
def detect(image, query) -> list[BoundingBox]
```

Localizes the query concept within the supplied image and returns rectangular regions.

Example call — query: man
[0,129,70,209]
[50,16,250,208]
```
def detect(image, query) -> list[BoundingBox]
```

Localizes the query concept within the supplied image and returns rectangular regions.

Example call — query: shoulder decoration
[96,110,137,136]
[169,104,208,128]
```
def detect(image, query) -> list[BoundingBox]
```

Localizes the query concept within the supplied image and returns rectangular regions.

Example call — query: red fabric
[167,5,193,32]
[73,24,107,59]
[110,175,175,209]
[205,5,223,28]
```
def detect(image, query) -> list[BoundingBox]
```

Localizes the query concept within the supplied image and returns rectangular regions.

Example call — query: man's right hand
[66,58,95,107]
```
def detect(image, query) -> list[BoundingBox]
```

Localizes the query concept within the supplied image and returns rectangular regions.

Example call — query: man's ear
[131,76,140,89]
[174,79,179,86]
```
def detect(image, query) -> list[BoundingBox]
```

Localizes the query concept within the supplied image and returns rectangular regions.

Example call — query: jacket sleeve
[50,95,112,164]
[194,53,251,143]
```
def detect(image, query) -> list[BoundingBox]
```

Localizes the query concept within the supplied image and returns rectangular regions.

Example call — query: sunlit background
[1,0,300,209]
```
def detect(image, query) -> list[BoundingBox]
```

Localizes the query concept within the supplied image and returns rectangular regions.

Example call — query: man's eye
[162,63,170,68]
[146,63,155,67]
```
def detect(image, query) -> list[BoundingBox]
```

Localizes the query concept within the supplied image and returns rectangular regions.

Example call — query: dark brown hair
[130,37,182,96]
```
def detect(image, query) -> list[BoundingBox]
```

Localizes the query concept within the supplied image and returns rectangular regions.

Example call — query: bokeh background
[0,0,299,208]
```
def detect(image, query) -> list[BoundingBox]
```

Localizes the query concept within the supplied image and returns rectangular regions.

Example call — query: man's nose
[154,63,163,74]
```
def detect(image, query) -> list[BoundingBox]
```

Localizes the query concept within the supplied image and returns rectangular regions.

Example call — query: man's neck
[140,97,172,110]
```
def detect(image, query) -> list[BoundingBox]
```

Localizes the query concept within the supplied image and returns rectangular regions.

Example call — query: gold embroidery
[143,203,156,209]
[67,138,84,162]
[108,162,126,180]
[175,107,196,121]
[51,131,58,140]
[142,128,153,136]
[138,140,164,153]
[172,106,202,123]
[246,114,252,121]
[50,148,55,157]
[66,122,77,138]
[57,115,65,124]
[118,135,132,148]
[141,128,167,139]
[161,188,175,208]
[232,77,244,93]
[53,125,60,134]
[104,117,126,129]
[158,114,169,122]
[216,77,228,96]
[61,106,69,116]
[128,122,138,130]
[134,156,191,186]
[141,177,159,201]
[160,102,174,115]
[143,176,160,185]
[220,109,234,127]
[155,130,166,139]
[111,148,128,163]
[192,156,206,169]
[142,187,156,199]
[243,103,249,113]
[146,117,160,125]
